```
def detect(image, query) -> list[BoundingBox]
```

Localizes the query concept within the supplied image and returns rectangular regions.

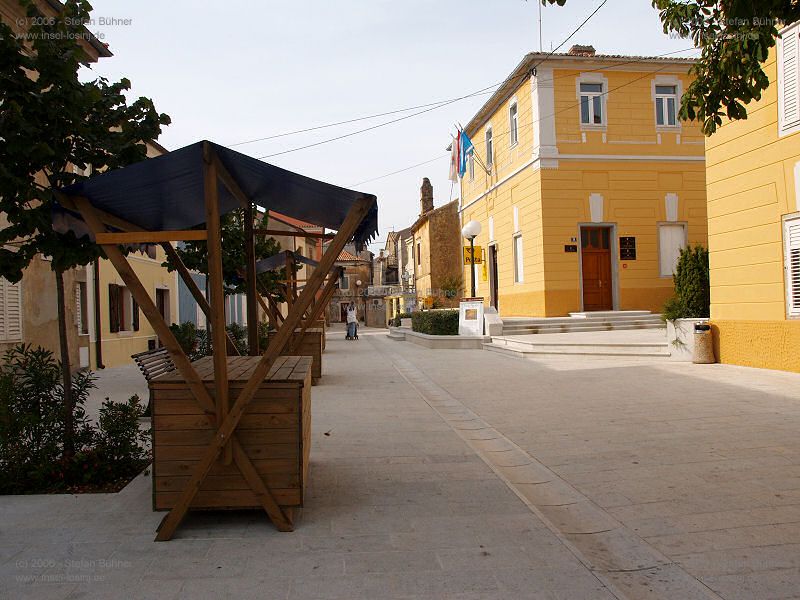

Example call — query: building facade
[328,247,372,324]
[457,46,708,317]
[411,178,462,308]
[706,23,800,373]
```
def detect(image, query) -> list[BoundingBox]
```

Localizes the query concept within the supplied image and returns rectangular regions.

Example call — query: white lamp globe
[461,220,482,239]
[355,279,362,286]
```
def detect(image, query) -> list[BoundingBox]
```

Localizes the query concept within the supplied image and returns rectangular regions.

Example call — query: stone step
[502,321,665,335]
[484,337,671,358]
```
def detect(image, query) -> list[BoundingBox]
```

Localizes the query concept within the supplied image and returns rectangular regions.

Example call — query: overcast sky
[82,0,695,251]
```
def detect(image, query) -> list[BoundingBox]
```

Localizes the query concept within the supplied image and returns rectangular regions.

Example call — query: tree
[0,0,170,458]
[543,0,800,134]
[163,208,287,303]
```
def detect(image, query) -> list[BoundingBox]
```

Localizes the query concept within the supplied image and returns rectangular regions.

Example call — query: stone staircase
[501,310,664,335]
[485,311,670,359]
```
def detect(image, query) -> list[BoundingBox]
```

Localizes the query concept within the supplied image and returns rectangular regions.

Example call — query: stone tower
[420,177,434,215]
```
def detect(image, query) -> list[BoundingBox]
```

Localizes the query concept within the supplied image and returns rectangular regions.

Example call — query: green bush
[411,310,459,335]
[226,322,249,355]
[0,344,150,494]
[663,245,710,321]
[169,321,197,356]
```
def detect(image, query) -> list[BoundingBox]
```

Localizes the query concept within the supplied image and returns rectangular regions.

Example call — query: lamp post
[355,279,362,324]
[461,220,482,298]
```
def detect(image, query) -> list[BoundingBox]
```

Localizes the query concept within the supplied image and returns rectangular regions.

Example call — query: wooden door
[581,227,613,311]
[488,245,499,309]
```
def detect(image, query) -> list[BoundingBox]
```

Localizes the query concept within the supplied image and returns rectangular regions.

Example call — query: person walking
[346,302,358,340]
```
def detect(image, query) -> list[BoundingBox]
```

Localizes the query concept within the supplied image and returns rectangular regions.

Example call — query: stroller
[346,320,359,340]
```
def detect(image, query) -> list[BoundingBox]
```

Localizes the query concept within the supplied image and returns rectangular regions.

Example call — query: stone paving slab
[387,336,800,600]
[1,327,613,600]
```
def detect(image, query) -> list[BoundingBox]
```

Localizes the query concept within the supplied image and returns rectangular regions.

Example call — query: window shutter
[132,298,140,331]
[785,218,800,316]
[780,26,800,133]
[75,284,83,333]
[109,284,119,333]
[0,278,23,342]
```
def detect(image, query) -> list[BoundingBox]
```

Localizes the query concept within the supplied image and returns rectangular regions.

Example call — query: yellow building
[706,23,800,373]
[458,46,707,316]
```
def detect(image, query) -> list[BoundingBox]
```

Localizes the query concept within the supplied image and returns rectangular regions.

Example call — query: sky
[81,0,695,252]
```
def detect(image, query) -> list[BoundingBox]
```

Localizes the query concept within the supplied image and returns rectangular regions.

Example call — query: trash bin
[693,323,715,364]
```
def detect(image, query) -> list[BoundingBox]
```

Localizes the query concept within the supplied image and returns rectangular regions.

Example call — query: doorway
[488,244,499,310]
[580,226,613,311]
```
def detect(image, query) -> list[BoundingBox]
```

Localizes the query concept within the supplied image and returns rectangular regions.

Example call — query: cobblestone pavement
[3,326,799,599]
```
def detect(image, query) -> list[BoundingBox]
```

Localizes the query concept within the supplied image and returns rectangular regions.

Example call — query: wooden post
[160,242,240,356]
[290,268,340,352]
[154,196,374,541]
[203,145,231,465]
[244,202,259,355]
[285,252,294,311]
[73,198,216,416]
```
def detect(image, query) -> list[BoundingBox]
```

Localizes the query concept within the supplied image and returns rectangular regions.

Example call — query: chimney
[420,177,434,215]
[568,44,596,57]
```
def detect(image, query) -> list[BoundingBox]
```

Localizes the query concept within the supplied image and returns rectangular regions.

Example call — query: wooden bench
[132,347,176,415]
[132,347,176,381]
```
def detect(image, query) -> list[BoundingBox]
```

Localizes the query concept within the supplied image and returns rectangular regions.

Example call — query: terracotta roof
[337,249,361,262]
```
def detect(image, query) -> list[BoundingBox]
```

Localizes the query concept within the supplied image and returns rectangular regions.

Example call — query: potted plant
[663,245,710,360]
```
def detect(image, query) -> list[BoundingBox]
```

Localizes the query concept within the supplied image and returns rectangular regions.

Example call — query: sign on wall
[463,246,483,265]
[619,237,637,260]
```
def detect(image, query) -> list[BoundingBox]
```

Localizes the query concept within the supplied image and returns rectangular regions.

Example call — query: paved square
[3,326,800,599]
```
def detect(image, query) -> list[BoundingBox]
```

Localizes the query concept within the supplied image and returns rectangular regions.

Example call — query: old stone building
[327,245,372,324]
[410,178,463,307]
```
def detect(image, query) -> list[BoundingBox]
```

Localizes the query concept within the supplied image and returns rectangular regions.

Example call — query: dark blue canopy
[55,140,378,249]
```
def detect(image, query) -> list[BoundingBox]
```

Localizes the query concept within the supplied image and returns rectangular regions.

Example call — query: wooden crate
[151,355,312,512]
[268,328,323,384]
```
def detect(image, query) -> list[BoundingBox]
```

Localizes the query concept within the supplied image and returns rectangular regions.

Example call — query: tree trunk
[55,267,75,460]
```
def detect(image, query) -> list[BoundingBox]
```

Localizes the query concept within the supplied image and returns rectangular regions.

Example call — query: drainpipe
[93,257,104,369]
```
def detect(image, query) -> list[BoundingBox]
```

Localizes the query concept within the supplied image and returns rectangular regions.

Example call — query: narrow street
[4,327,800,599]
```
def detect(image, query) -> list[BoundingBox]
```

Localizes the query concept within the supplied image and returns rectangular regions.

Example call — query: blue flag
[458,130,474,177]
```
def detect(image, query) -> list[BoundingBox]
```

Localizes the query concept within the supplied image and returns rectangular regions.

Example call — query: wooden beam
[212,153,251,210]
[160,243,240,357]
[95,230,207,244]
[203,145,231,465]
[290,268,341,353]
[254,229,335,239]
[244,202,259,355]
[72,198,216,416]
[154,196,374,541]
[56,192,144,234]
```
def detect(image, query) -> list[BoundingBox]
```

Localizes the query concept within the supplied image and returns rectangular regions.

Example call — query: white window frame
[509,100,519,148]
[657,222,688,278]
[576,74,608,130]
[652,76,682,130]
[783,213,800,317]
[485,125,493,169]
[513,234,524,284]
[778,22,800,137]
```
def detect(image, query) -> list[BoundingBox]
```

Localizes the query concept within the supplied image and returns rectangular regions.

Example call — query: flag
[458,130,474,177]
[448,134,460,182]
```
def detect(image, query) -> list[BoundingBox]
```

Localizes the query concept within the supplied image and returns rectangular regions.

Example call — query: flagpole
[538,0,543,52]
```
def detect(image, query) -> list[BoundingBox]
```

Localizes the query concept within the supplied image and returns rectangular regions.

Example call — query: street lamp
[355,279,362,323]
[461,220,482,298]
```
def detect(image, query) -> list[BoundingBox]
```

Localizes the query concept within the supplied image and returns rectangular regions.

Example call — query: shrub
[411,309,459,335]
[0,345,150,494]
[226,322,249,355]
[663,245,710,321]
[169,322,197,356]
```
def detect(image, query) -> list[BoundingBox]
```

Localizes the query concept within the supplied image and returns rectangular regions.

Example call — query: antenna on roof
[538,0,543,52]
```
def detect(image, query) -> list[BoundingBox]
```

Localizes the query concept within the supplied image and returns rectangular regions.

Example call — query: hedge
[411,309,459,335]
[662,245,710,321]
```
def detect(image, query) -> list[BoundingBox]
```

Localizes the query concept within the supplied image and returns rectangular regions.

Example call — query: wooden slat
[95,230,207,244]
[254,229,334,239]
[155,196,374,541]
[155,489,300,510]
[154,413,298,431]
